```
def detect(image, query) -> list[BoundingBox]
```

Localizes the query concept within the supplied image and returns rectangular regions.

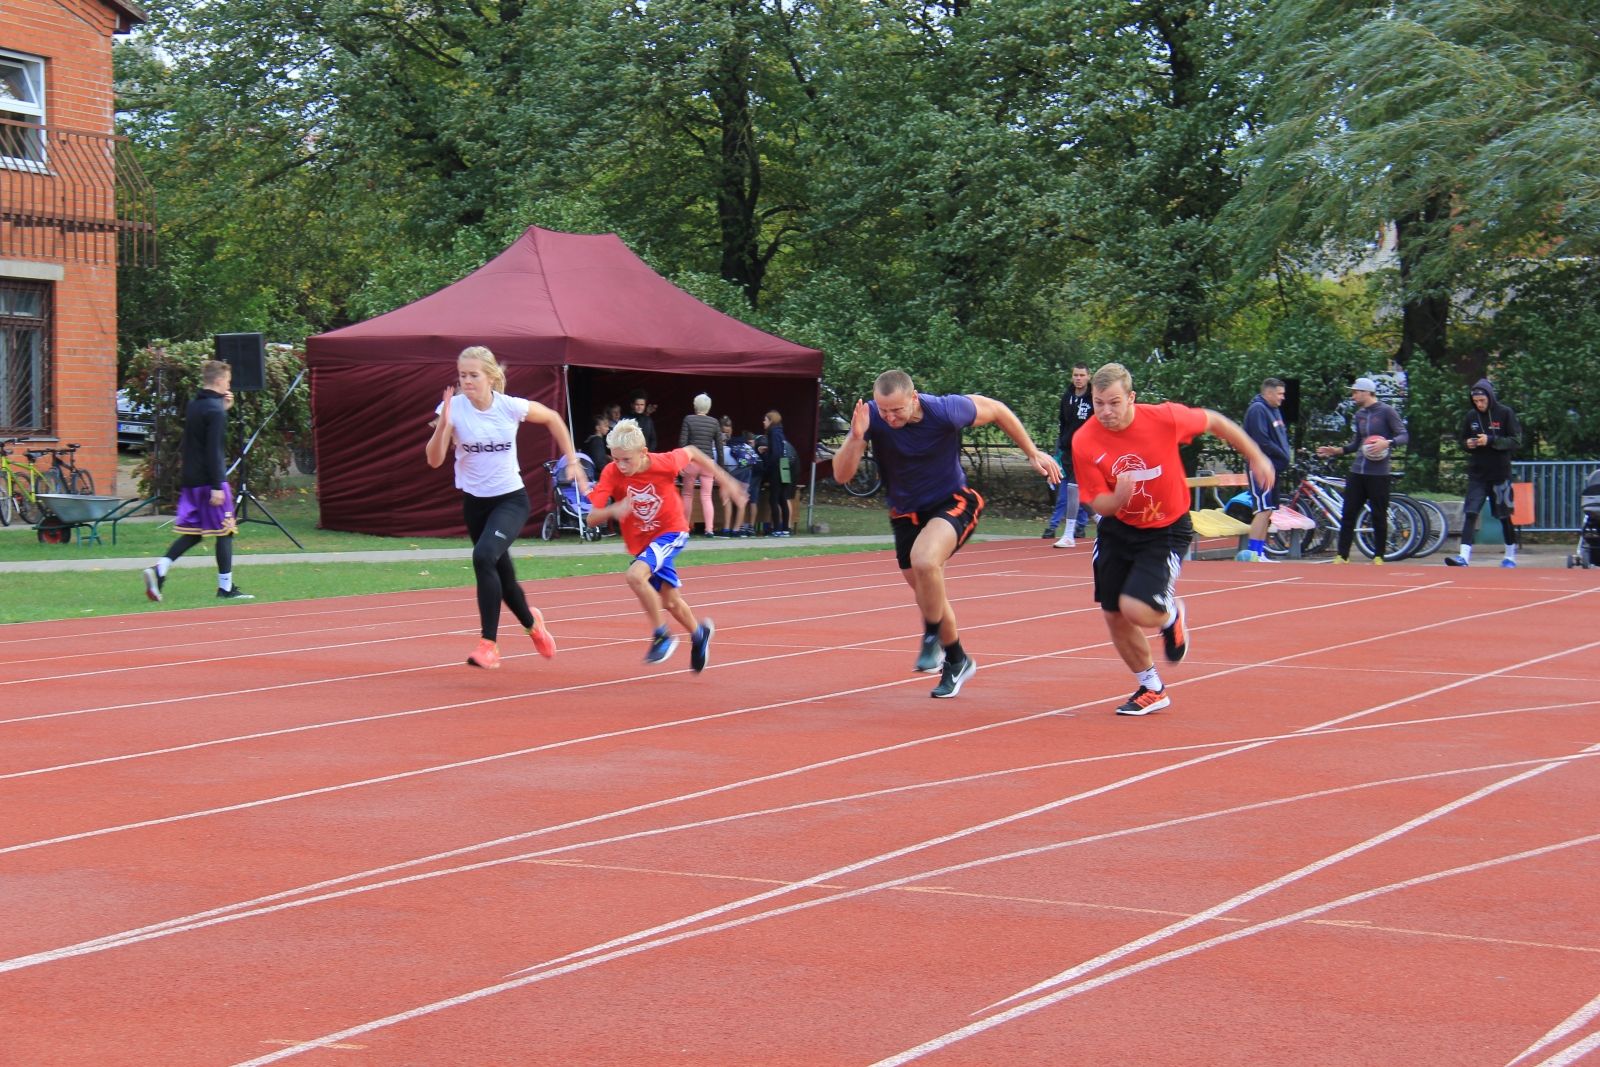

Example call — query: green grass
[0,543,890,625]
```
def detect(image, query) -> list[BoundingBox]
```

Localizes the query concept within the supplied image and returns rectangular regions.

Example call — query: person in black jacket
[628,390,658,451]
[1042,363,1093,546]
[141,361,254,601]
[1242,378,1293,561]
[1446,378,1522,567]
[581,414,611,474]
[759,410,791,535]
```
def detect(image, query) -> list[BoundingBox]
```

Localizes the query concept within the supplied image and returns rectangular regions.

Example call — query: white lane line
[1527,1032,1600,1067]
[18,729,1571,978]
[980,733,1600,1011]
[1508,990,1600,1066]
[15,693,1584,980]
[222,780,1600,1067]
[869,822,1600,1067]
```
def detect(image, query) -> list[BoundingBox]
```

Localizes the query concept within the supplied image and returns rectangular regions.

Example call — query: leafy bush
[122,340,311,503]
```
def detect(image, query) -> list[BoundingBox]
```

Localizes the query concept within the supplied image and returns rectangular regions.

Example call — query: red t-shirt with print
[587,448,692,555]
[1072,402,1209,529]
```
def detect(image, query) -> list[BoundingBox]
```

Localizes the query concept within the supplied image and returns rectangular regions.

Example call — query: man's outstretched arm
[969,395,1062,486]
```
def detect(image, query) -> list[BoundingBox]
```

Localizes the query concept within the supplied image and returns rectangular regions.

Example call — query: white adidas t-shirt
[436,392,530,498]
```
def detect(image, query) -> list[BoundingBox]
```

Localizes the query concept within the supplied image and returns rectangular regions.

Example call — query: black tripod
[227,369,306,549]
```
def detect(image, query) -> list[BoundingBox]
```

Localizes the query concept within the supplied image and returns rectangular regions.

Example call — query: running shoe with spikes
[931,655,976,698]
[691,620,714,672]
[913,632,944,673]
[142,567,164,602]
[217,585,254,600]
[1160,599,1188,663]
[467,638,500,669]
[525,606,556,658]
[645,628,678,665]
[1116,685,1170,716]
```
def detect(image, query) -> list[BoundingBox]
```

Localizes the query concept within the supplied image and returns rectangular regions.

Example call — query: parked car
[116,388,153,451]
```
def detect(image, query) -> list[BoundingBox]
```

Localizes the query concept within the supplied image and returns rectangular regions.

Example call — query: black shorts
[1093,514,1191,614]
[891,487,985,570]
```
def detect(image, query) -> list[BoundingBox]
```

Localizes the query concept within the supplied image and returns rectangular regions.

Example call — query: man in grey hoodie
[1446,379,1522,567]
[1317,377,1408,564]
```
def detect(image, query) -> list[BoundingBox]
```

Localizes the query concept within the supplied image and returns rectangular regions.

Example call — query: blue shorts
[1247,470,1277,513]
[636,530,689,590]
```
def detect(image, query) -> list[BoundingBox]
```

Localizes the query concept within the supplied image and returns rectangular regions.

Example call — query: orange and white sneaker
[1160,599,1188,663]
[467,639,500,669]
[1116,685,1171,716]
[526,607,556,659]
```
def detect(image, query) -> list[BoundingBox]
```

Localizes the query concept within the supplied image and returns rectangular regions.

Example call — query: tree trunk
[708,24,765,307]
[1394,195,1453,486]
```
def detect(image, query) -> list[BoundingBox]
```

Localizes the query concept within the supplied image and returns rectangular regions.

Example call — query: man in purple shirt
[831,369,1061,698]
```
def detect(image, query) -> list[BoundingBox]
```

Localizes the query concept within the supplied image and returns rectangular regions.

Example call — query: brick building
[2,0,151,494]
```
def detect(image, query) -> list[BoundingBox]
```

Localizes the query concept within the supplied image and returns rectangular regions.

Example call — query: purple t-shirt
[866,393,978,514]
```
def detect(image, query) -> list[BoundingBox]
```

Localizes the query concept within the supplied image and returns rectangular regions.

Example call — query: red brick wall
[4,0,123,494]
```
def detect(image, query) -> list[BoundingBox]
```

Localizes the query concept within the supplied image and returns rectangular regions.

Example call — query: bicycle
[1267,458,1421,560]
[0,438,44,526]
[815,438,881,497]
[38,442,95,495]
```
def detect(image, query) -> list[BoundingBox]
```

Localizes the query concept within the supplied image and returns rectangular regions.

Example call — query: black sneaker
[1041,526,1056,539]
[1160,599,1188,663]
[913,633,944,673]
[690,620,713,672]
[931,655,977,698]
[1116,685,1170,715]
[217,585,255,600]
[141,567,165,602]
[645,628,678,664]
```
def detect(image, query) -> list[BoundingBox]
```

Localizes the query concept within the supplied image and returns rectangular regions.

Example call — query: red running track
[1,542,1598,1067]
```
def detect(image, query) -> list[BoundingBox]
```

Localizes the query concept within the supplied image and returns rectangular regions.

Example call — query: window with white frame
[0,50,46,165]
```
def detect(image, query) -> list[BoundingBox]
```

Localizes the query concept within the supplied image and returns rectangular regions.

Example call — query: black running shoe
[931,655,977,698]
[1040,526,1056,539]
[690,620,713,672]
[141,567,164,602]
[217,585,255,600]
[913,632,944,673]
[1160,599,1188,663]
[645,629,678,664]
[1116,685,1170,715]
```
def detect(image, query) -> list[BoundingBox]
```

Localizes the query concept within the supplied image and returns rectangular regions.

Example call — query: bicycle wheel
[1354,501,1419,560]
[69,468,95,495]
[847,457,881,497]
[15,482,41,524]
[40,469,67,496]
[1399,495,1447,559]
[0,487,11,526]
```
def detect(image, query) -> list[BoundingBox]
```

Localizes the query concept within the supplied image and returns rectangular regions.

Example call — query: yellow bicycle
[0,438,44,526]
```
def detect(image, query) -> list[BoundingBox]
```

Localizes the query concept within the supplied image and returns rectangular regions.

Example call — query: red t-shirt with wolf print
[587,448,692,555]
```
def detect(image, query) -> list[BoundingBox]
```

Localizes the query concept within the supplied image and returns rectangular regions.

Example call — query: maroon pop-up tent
[306,226,824,537]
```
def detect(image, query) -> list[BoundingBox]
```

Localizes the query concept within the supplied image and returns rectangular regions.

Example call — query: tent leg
[807,449,816,534]
[807,376,820,535]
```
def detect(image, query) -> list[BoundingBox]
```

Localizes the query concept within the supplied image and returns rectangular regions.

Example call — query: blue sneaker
[1444,555,1468,567]
[1501,557,1517,568]
[690,620,713,672]
[645,627,678,664]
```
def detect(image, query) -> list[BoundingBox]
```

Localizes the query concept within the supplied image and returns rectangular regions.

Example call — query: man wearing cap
[1446,379,1522,568]
[1316,377,1408,564]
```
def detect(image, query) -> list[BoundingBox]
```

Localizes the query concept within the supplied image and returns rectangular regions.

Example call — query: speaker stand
[235,480,304,549]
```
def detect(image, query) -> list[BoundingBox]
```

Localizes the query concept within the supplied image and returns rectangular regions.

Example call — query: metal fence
[1,117,156,267]
[1512,460,1600,531]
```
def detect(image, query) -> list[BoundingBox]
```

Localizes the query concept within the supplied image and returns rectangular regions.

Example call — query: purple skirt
[173,485,237,536]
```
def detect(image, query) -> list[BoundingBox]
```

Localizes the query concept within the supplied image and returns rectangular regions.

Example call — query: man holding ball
[1317,377,1408,564]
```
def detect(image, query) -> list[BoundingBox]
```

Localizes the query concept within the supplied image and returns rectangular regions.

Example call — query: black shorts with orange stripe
[890,487,985,570]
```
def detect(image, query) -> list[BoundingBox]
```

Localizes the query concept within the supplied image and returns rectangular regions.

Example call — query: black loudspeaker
[1282,378,1301,424]
[215,333,267,392]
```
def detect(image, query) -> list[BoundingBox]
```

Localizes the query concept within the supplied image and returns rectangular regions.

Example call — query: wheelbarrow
[34,494,154,547]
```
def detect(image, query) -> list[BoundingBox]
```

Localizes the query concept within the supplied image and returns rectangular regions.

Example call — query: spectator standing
[606,402,623,429]
[679,393,723,535]
[715,415,757,537]
[1446,379,1523,568]
[1316,377,1408,564]
[581,414,611,474]
[628,390,658,450]
[741,430,762,534]
[1241,378,1292,562]
[1043,363,1094,547]
[760,410,792,536]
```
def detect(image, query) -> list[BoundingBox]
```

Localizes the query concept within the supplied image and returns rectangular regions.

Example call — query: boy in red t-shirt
[587,419,749,668]
[1073,363,1276,716]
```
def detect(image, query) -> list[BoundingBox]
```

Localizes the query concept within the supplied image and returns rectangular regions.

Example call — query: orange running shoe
[526,607,556,659]
[467,638,500,669]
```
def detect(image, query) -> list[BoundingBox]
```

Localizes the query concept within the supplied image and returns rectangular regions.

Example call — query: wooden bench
[1185,474,1252,560]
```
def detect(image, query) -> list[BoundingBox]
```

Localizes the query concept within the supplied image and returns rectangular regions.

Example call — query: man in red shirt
[1073,363,1276,716]
[587,419,748,669]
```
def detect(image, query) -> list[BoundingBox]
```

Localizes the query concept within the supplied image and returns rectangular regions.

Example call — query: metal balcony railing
[0,116,156,267]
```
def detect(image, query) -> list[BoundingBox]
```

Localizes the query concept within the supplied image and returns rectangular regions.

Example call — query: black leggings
[765,475,791,531]
[166,533,232,572]
[1337,472,1391,561]
[463,489,535,640]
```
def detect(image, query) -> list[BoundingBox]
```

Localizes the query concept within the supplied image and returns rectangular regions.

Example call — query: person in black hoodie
[1446,379,1522,567]
[1242,378,1293,560]
[759,410,791,535]
[140,360,254,602]
[627,390,658,451]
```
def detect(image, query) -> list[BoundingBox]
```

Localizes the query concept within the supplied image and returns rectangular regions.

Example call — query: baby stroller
[1567,468,1600,569]
[540,454,601,542]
